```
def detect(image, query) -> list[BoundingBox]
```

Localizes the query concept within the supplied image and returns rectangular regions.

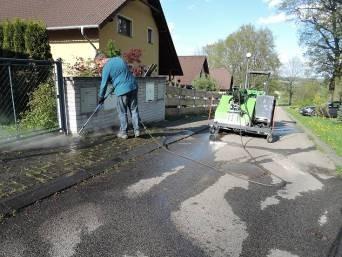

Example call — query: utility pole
[244,52,252,89]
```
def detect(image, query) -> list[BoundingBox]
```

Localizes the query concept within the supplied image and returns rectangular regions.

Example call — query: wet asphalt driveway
[0,108,341,257]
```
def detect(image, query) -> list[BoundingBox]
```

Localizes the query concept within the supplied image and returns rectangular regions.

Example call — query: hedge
[0,19,51,59]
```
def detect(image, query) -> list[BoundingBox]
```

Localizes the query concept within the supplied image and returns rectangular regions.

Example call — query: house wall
[99,0,159,74]
[48,29,99,69]
[50,41,99,68]
[64,77,166,134]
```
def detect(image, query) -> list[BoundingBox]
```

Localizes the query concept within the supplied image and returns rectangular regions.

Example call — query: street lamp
[244,52,252,89]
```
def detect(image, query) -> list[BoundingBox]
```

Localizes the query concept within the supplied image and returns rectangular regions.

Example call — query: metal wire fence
[0,58,66,143]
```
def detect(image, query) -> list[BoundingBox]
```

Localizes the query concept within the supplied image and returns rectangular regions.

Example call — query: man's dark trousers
[116,90,140,134]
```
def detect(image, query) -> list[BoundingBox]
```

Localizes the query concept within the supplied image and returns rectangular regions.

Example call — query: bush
[13,19,26,57]
[123,48,145,76]
[66,57,98,77]
[2,20,15,57]
[192,75,218,91]
[24,21,51,59]
[106,40,121,58]
[338,105,342,123]
[20,82,58,129]
[0,25,3,56]
[0,19,51,59]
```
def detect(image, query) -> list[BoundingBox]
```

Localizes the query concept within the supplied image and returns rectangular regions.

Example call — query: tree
[292,78,327,106]
[106,39,121,58]
[24,21,52,60]
[279,0,341,100]
[192,75,218,91]
[281,57,304,105]
[13,19,26,57]
[2,20,15,57]
[0,25,3,56]
[203,24,280,86]
[0,19,51,59]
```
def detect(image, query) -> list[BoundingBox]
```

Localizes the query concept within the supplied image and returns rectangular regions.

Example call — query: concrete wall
[64,77,166,134]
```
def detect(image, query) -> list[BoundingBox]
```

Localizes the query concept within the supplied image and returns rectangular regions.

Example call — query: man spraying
[94,53,140,139]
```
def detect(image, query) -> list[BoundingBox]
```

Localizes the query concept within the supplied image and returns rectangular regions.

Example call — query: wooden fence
[165,85,221,117]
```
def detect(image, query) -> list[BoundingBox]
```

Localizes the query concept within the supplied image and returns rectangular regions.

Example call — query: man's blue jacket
[98,57,137,98]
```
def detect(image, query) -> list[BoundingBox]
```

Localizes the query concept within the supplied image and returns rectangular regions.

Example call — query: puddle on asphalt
[209,140,227,152]
[267,249,300,257]
[318,210,328,226]
[123,251,149,257]
[125,166,184,198]
[171,175,248,257]
[39,203,103,257]
[260,156,324,210]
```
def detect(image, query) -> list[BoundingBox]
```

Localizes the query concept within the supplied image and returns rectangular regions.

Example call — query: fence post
[8,64,19,137]
[208,93,214,120]
[55,59,68,134]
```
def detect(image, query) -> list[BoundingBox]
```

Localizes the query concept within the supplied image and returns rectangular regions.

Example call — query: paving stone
[0,117,209,209]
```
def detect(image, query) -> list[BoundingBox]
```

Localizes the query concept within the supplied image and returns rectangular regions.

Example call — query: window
[147,28,153,44]
[117,15,132,37]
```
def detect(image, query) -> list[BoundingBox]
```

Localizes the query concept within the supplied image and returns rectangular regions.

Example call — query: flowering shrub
[123,48,142,64]
[123,48,146,76]
[66,57,98,77]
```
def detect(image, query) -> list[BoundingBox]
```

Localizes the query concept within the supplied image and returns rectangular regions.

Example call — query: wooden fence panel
[166,86,179,95]
[165,85,219,116]
[179,99,195,106]
[165,97,179,106]
[166,108,179,116]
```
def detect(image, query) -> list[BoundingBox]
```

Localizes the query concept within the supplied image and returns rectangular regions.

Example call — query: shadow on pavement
[327,226,342,257]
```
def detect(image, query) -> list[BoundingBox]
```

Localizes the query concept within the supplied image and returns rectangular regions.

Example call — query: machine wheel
[209,126,217,135]
[266,134,273,143]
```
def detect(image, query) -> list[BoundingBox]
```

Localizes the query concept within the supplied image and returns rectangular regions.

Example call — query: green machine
[210,71,276,143]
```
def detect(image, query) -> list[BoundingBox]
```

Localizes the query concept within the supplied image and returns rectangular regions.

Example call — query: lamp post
[244,52,252,89]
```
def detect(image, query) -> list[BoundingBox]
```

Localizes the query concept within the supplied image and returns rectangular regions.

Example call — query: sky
[160,0,304,65]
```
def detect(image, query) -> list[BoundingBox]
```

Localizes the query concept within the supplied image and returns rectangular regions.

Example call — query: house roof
[0,0,127,28]
[210,68,233,91]
[174,56,209,86]
[0,0,183,75]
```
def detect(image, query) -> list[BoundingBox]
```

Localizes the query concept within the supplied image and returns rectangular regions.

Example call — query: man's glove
[98,96,105,105]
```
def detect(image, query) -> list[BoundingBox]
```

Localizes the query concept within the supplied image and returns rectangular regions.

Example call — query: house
[174,56,209,88]
[210,68,233,92]
[0,0,182,77]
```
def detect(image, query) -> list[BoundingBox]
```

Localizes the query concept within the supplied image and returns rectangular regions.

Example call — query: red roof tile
[0,0,127,28]
[174,56,209,86]
[210,68,233,91]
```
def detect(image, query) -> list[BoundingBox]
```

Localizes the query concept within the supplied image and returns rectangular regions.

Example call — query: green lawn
[0,124,57,141]
[286,107,342,157]
[337,166,342,177]
[0,124,18,140]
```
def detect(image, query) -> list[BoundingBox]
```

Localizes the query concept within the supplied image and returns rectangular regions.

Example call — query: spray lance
[77,27,101,135]
[78,90,114,135]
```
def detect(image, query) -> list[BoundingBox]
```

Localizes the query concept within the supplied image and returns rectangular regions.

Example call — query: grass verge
[336,166,342,177]
[286,107,342,157]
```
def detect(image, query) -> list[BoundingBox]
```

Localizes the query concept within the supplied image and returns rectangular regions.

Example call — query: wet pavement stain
[0,126,190,200]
